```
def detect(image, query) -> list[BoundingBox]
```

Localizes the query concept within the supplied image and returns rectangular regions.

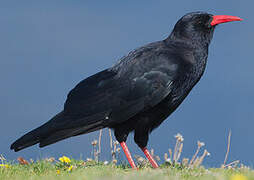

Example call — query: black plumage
[10,12,242,167]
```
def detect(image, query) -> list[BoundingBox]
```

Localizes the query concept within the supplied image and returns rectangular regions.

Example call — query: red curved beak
[211,15,243,26]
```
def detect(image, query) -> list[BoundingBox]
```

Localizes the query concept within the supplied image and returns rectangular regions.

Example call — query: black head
[170,12,215,45]
[169,12,242,46]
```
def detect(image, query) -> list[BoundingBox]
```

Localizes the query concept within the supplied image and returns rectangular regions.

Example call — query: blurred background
[0,1,253,167]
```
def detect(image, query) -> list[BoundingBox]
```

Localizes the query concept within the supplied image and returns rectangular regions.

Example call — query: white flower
[175,133,184,142]
[197,141,205,147]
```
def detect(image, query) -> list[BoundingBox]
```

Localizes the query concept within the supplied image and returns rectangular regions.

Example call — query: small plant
[0,156,10,169]
[55,155,76,173]
[0,155,10,168]
[108,129,121,164]
[1,129,248,180]
[221,130,240,169]
[162,133,210,168]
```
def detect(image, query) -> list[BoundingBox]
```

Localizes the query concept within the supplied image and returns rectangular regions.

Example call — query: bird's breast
[170,59,207,106]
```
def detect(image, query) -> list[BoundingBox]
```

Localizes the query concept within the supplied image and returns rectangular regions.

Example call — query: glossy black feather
[11,12,217,152]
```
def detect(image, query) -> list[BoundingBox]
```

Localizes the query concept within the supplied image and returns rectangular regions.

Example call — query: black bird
[11,12,242,169]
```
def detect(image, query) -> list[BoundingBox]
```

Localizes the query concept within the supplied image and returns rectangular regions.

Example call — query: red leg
[120,142,137,169]
[141,147,159,168]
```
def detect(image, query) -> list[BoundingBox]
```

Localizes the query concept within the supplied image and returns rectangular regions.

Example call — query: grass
[1,130,253,180]
[0,159,254,180]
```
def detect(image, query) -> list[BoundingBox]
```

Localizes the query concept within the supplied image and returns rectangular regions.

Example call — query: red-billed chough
[11,12,242,169]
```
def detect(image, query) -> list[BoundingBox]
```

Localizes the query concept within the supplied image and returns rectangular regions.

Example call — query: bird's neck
[164,33,210,81]
[165,31,211,68]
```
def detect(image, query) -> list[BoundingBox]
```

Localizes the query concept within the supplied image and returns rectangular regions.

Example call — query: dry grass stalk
[182,158,189,167]
[220,131,240,169]
[108,128,120,162]
[112,159,117,164]
[97,129,103,160]
[45,157,55,163]
[111,140,120,163]
[164,153,170,163]
[134,155,148,167]
[108,128,114,161]
[189,141,205,165]
[163,134,210,168]
[193,149,210,167]
[224,160,240,168]
[223,130,231,166]
[98,129,102,154]
[155,156,160,161]
[169,149,173,161]
[175,143,183,162]
[173,137,180,161]
[113,141,118,153]
[109,128,113,150]
[192,156,200,167]
[173,133,184,163]
[90,129,103,162]
[151,149,154,157]
[148,148,160,162]
[91,139,99,162]
[198,149,210,165]
[0,154,6,164]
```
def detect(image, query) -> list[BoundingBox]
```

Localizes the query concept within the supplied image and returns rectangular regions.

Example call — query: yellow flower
[56,170,60,174]
[59,156,71,164]
[231,174,247,180]
[67,165,73,172]
[0,164,10,168]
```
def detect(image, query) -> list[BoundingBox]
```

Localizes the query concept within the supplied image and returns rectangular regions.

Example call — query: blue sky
[0,1,253,167]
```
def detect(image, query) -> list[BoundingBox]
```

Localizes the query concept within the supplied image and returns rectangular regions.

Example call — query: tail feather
[39,123,103,147]
[10,111,104,152]
[10,112,64,152]
[10,128,41,152]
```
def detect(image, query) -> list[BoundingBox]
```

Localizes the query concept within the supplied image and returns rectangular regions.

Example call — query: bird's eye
[196,18,212,30]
